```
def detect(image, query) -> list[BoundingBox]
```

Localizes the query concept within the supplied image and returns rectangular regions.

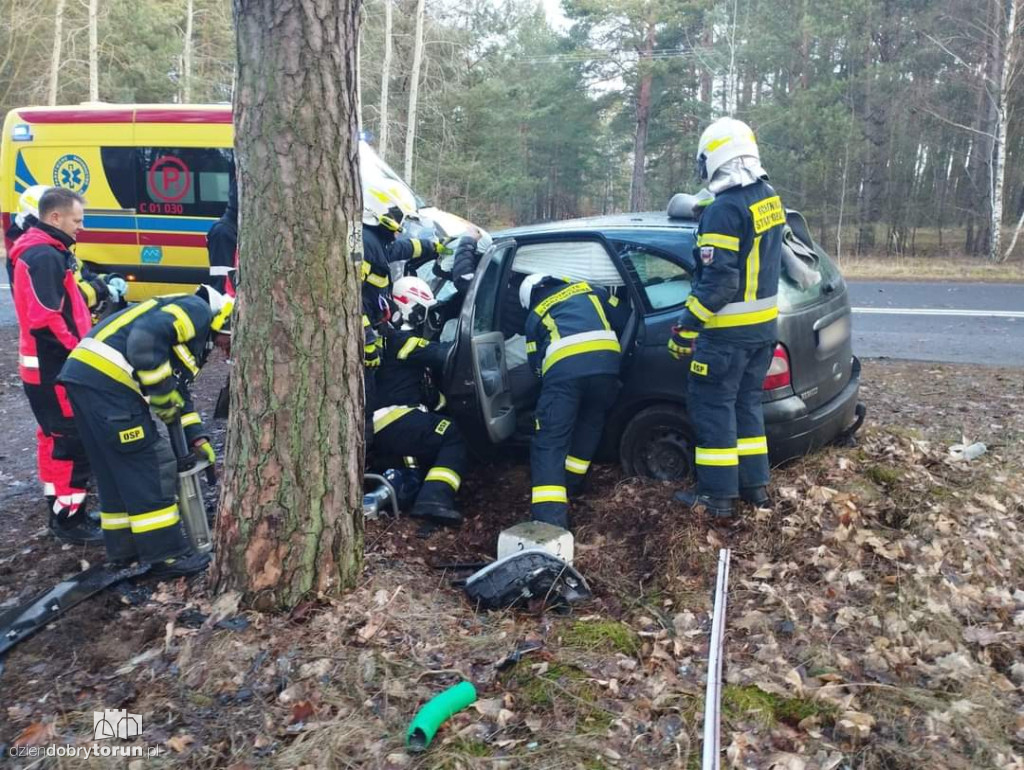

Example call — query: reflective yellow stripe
[361,261,370,279]
[100,512,130,531]
[565,455,590,474]
[411,239,423,259]
[703,305,778,329]
[697,233,740,251]
[533,281,591,317]
[136,360,173,386]
[705,136,732,153]
[373,406,414,433]
[609,295,620,307]
[363,267,389,288]
[589,294,611,331]
[541,313,560,342]
[181,412,201,428]
[678,329,699,340]
[404,456,419,468]
[531,485,568,504]
[685,295,714,323]
[78,279,97,308]
[68,347,142,395]
[750,196,785,234]
[425,467,461,491]
[542,337,621,375]
[397,336,426,360]
[526,341,537,353]
[96,299,158,342]
[737,436,768,456]
[744,235,761,302]
[363,314,371,328]
[695,447,739,467]
[173,344,199,376]
[161,304,197,342]
[130,504,181,534]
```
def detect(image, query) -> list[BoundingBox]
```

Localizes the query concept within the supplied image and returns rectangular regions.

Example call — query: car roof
[495,211,697,239]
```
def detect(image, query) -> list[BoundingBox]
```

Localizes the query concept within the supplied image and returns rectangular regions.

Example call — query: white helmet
[16,185,50,227]
[363,186,413,232]
[696,118,760,182]
[519,273,548,310]
[391,276,436,326]
[195,284,234,335]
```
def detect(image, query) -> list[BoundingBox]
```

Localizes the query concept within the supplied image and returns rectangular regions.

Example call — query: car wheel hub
[640,428,692,481]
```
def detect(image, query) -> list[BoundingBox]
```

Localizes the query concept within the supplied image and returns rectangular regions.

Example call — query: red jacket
[11,226,93,384]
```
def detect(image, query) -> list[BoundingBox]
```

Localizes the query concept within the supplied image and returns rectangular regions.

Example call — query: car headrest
[667,193,699,220]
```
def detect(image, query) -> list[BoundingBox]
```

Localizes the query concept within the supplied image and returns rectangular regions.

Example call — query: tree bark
[404,0,426,182]
[378,0,393,160]
[88,0,99,101]
[48,0,66,106]
[990,0,1019,261]
[182,0,194,103]
[213,0,365,611]
[629,17,655,212]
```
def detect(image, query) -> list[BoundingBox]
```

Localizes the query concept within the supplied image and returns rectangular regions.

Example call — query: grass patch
[865,464,903,486]
[722,685,838,729]
[836,255,1024,282]
[560,619,640,656]
[502,662,614,732]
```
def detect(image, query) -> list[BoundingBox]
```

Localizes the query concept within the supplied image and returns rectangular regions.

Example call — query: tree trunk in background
[213,0,364,610]
[182,0,194,103]
[48,0,66,106]
[990,0,1019,261]
[88,0,99,101]
[405,0,426,182]
[965,0,1000,256]
[378,0,392,159]
[700,21,712,110]
[629,18,654,212]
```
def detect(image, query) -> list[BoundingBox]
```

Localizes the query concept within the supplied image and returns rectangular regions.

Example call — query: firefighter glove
[104,274,128,303]
[364,336,382,368]
[193,438,216,465]
[150,389,186,423]
[668,327,699,359]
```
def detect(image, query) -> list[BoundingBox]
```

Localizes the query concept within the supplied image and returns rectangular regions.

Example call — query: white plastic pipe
[702,548,731,770]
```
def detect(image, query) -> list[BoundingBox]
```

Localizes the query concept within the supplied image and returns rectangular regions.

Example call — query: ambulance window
[99,148,137,211]
[136,148,233,218]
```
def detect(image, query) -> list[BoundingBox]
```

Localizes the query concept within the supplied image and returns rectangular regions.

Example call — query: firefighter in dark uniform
[668,118,785,518]
[369,276,467,525]
[521,274,623,529]
[58,286,233,577]
[206,168,238,296]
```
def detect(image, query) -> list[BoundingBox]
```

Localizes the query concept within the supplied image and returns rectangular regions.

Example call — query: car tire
[619,404,695,482]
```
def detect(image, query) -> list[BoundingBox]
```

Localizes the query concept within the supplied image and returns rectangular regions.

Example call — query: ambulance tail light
[762,344,791,391]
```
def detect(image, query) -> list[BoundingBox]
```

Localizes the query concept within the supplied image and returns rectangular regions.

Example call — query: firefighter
[521,274,623,530]
[10,187,123,543]
[57,286,232,577]
[668,117,785,518]
[206,168,238,296]
[369,276,467,525]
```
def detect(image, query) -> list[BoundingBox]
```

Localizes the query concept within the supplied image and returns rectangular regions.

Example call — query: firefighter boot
[410,501,463,526]
[673,489,736,519]
[740,486,771,507]
[49,509,103,545]
[148,551,212,579]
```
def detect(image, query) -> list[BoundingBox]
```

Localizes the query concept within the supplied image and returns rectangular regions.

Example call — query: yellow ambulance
[1,103,461,299]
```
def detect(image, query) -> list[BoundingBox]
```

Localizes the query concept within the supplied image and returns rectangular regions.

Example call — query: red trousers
[23,380,90,516]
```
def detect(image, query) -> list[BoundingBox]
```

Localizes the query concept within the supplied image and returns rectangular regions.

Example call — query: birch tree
[182,0,194,103]
[378,0,392,159]
[404,0,426,181]
[88,0,98,101]
[48,0,66,105]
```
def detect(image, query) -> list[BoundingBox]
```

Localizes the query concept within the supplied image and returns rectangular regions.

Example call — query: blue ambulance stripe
[83,214,215,234]
[15,152,38,188]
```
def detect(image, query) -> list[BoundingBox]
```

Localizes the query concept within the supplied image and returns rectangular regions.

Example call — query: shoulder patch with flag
[700,246,715,265]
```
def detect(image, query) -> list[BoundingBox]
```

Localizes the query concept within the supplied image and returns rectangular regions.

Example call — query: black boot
[49,510,103,545]
[673,489,736,519]
[410,501,463,526]
[148,551,211,579]
[740,486,771,507]
[533,509,571,530]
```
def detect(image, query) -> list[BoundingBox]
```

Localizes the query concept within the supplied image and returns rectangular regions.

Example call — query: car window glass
[473,243,511,334]
[511,240,623,286]
[136,147,233,217]
[779,245,842,311]
[618,245,692,312]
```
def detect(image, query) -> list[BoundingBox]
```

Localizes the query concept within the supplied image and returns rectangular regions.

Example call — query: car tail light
[762,344,791,390]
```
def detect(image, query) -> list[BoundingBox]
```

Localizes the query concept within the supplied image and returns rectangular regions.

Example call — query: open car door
[443,239,517,452]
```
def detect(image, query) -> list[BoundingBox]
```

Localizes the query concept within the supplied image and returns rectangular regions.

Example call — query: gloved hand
[434,238,453,256]
[668,327,699,359]
[104,275,128,303]
[150,389,185,423]
[364,336,381,368]
[192,438,215,465]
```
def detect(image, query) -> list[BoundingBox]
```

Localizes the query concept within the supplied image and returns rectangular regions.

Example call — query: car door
[443,239,517,452]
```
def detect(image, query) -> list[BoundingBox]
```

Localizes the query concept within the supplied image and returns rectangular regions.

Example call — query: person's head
[518,273,549,310]
[195,284,234,353]
[363,187,411,236]
[38,187,86,240]
[695,117,760,182]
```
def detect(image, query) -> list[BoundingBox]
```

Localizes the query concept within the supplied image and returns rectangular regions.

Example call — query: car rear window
[511,240,624,286]
[779,246,843,311]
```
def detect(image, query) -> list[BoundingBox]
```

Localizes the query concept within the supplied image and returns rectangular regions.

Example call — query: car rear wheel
[619,405,695,482]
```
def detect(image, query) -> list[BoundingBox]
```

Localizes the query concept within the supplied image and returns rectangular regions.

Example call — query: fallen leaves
[12,721,55,748]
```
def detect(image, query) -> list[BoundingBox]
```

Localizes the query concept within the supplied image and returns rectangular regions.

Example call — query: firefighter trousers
[530,374,620,528]
[23,380,90,517]
[65,383,191,564]
[687,337,774,499]
[372,407,467,511]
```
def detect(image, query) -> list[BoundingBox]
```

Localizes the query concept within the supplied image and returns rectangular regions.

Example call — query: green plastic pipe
[406,681,478,752]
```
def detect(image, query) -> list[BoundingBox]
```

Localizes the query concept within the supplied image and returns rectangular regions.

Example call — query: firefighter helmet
[391,276,436,327]
[16,185,50,227]
[695,117,760,182]
[363,186,413,233]
[196,284,234,335]
[518,273,548,310]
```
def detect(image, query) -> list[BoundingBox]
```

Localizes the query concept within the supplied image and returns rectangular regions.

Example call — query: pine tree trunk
[212,0,365,611]
[88,0,99,101]
[629,18,655,212]
[378,0,392,159]
[404,0,426,182]
[182,0,194,103]
[48,0,66,106]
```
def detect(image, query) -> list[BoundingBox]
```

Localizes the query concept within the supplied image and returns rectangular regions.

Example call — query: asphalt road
[1,279,1020,365]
